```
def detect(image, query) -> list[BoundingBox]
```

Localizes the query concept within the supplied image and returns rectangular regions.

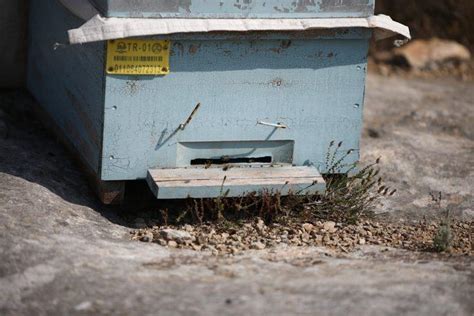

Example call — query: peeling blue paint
[92,0,374,18]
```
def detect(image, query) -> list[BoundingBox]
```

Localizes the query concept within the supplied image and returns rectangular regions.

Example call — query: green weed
[431,192,452,252]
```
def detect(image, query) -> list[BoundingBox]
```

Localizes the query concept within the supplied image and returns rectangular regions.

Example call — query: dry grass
[157,141,396,226]
[306,141,396,223]
[430,192,453,252]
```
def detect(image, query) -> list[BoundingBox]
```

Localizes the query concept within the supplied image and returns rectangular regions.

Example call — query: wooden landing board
[146,166,325,199]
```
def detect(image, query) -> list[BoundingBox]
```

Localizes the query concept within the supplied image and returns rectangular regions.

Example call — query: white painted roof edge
[68,14,410,44]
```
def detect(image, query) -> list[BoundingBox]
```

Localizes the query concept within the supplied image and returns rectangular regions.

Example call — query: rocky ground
[0,74,473,315]
[131,219,472,256]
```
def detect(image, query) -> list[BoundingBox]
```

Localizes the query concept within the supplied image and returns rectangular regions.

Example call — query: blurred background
[1,0,473,88]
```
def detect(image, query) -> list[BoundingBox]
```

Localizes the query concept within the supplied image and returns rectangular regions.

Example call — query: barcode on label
[113,56,164,62]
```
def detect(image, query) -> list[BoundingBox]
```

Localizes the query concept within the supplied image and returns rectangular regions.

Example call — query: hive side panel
[102,30,371,181]
[27,0,105,176]
[92,0,375,18]
[0,0,28,88]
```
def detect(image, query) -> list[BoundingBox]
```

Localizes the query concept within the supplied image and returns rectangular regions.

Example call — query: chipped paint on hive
[92,0,374,18]
[294,0,318,13]
[319,0,374,13]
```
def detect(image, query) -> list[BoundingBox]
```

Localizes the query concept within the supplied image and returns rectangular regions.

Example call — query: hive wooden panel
[102,32,370,180]
[91,0,375,18]
[28,0,104,175]
[147,166,326,199]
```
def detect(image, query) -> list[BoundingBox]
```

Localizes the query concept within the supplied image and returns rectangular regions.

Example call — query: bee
[222,164,233,171]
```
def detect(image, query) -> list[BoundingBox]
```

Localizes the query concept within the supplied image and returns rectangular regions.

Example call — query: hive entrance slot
[191,156,272,166]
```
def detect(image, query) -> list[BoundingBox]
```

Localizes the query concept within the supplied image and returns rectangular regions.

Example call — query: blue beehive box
[27,0,409,203]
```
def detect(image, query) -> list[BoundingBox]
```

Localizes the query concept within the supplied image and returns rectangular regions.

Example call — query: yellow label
[106,39,170,75]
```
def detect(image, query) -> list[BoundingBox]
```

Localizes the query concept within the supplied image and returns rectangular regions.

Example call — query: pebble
[160,229,192,243]
[139,231,154,243]
[191,244,202,251]
[74,301,92,311]
[167,240,178,248]
[184,224,194,232]
[204,245,218,256]
[302,223,314,233]
[251,242,266,250]
[256,219,266,232]
[232,235,242,242]
[323,221,337,233]
[323,234,331,243]
[157,239,167,246]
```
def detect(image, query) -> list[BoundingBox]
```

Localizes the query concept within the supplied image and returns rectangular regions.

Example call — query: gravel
[131,219,473,256]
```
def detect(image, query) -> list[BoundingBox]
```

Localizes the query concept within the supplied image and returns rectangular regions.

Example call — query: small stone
[167,240,178,248]
[302,223,314,233]
[232,235,242,242]
[160,229,192,243]
[216,244,227,251]
[74,301,92,311]
[251,242,266,250]
[191,244,202,251]
[323,234,331,243]
[314,234,323,244]
[204,245,218,256]
[256,218,266,231]
[196,235,207,245]
[243,223,253,230]
[157,238,167,246]
[183,224,194,232]
[323,221,337,233]
[139,231,154,243]
[208,239,217,246]
[359,238,366,245]
[301,233,310,242]
[267,241,277,247]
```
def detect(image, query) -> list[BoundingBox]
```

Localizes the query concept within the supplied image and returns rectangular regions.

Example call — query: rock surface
[362,75,474,221]
[393,38,471,70]
[1,75,473,315]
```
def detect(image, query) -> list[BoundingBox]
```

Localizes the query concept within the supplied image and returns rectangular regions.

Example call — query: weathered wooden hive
[27,0,409,203]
